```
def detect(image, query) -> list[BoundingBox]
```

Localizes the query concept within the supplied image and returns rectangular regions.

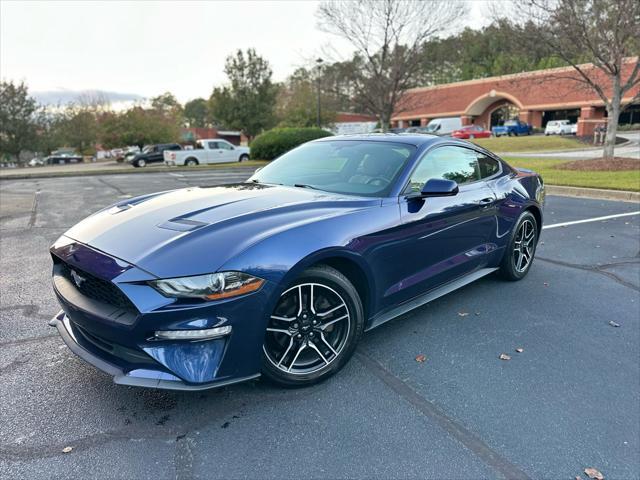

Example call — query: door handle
[477,197,494,208]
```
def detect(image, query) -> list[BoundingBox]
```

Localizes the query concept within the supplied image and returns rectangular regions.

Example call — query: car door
[207,141,226,164]
[217,140,237,162]
[149,146,162,163]
[384,145,497,306]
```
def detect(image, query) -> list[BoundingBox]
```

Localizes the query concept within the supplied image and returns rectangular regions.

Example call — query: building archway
[490,104,521,127]
[464,91,524,129]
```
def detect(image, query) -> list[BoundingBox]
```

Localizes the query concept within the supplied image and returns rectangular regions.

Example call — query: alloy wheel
[263,283,350,375]
[513,219,535,273]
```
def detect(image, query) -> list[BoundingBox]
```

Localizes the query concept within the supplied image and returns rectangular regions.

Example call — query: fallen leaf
[576,476,583,480]
[608,321,620,327]
[458,311,469,317]
[415,354,427,363]
[499,353,511,361]
[515,347,524,353]
[584,467,604,480]
[62,446,73,453]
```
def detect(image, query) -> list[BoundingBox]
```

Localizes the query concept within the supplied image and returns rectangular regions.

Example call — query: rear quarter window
[477,154,500,178]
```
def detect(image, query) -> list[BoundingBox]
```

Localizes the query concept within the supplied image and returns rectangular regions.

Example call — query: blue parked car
[492,119,532,137]
[50,134,544,390]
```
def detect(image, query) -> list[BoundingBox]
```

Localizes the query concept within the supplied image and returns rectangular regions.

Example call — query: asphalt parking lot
[1,169,639,480]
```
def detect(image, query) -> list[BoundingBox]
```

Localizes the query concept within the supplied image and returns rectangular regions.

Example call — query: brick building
[181,127,248,146]
[392,58,639,136]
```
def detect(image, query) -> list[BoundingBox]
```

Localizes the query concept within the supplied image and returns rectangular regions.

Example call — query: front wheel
[137,159,146,168]
[261,265,364,387]
[499,211,538,281]
[239,154,249,162]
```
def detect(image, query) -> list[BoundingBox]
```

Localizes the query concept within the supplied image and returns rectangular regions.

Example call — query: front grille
[58,261,137,312]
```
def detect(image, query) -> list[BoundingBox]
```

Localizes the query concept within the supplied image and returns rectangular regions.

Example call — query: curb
[0,163,267,181]
[546,185,640,203]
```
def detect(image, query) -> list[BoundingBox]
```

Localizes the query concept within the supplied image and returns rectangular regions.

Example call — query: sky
[0,0,492,106]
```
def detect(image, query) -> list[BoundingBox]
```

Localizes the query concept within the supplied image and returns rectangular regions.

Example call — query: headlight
[149,271,264,301]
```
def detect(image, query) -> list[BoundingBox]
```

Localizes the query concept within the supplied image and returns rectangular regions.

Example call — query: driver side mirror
[419,178,459,197]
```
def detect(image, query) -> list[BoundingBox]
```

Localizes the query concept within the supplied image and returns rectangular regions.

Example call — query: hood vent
[157,218,209,232]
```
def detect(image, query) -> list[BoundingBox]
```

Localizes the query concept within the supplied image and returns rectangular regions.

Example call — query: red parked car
[451,125,492,139]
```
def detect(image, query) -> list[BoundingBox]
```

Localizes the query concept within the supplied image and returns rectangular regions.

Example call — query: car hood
[63,183,378,278]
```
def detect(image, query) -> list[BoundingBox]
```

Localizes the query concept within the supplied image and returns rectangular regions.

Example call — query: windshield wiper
[293,183,320,190]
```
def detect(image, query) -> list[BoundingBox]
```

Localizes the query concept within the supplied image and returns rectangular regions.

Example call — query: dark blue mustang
[50,134,544,390]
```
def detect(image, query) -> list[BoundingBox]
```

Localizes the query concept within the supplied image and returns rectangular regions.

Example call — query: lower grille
[57,261,137,313]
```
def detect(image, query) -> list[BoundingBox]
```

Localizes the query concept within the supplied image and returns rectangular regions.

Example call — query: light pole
[315,58,323,128]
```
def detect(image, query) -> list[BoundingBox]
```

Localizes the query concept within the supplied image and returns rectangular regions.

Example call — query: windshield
[249,140,414,197]
[505,120,518,126]
[142,146,153,153]
[424,122,440,133]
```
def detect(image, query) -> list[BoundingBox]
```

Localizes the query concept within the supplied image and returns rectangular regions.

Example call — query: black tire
[185,158,198,166]
[239,154,249,162]
[261,265,364,387]
[499,211,538,281]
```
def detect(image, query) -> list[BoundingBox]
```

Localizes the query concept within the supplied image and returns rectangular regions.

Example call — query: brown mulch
[557,157,639,171]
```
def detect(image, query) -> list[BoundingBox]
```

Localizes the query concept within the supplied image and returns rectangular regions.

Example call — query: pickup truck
[492,120,532,137]
[164,139,250,166]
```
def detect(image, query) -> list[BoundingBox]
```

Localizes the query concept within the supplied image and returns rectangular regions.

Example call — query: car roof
[313,133,441,147]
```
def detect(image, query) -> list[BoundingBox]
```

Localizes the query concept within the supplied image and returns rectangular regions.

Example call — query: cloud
[32,89,144,106]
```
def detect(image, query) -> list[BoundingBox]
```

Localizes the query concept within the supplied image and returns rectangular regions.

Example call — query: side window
[170,145,181,151]
[406,146,479,193]
[208,141,219,149]
[218,141,234,150]
[477,154,500,179]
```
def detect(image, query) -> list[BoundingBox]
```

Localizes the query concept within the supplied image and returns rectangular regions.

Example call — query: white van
[423,117,463,136]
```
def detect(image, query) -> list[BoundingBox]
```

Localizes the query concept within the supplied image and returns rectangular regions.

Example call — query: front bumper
[49,310,260,391]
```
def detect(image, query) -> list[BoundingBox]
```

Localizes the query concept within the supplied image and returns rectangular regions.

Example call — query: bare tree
[510,0,640,158]
[317,0,465,131]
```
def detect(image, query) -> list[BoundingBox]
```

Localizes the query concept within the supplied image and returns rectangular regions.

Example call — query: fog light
[154,325,232,340]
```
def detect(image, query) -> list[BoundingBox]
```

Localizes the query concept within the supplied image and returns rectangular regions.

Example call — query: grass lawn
[471,135,585,152]
[503,156,640,192]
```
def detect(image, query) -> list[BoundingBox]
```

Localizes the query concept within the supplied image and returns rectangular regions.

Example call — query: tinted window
[477,154,500,178]
[208,141,219,149]
[407,146,479,193]
[251,141,414,198]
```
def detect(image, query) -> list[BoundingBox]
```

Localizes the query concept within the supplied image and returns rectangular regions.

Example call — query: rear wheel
[185,158,198,166]
[499,211,538,281]
[261,265,364,387]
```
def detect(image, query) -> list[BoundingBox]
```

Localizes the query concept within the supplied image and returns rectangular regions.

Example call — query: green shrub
[250,127,332,161]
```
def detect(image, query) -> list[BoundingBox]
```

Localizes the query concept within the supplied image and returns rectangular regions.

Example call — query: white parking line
[543,211,640,230]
